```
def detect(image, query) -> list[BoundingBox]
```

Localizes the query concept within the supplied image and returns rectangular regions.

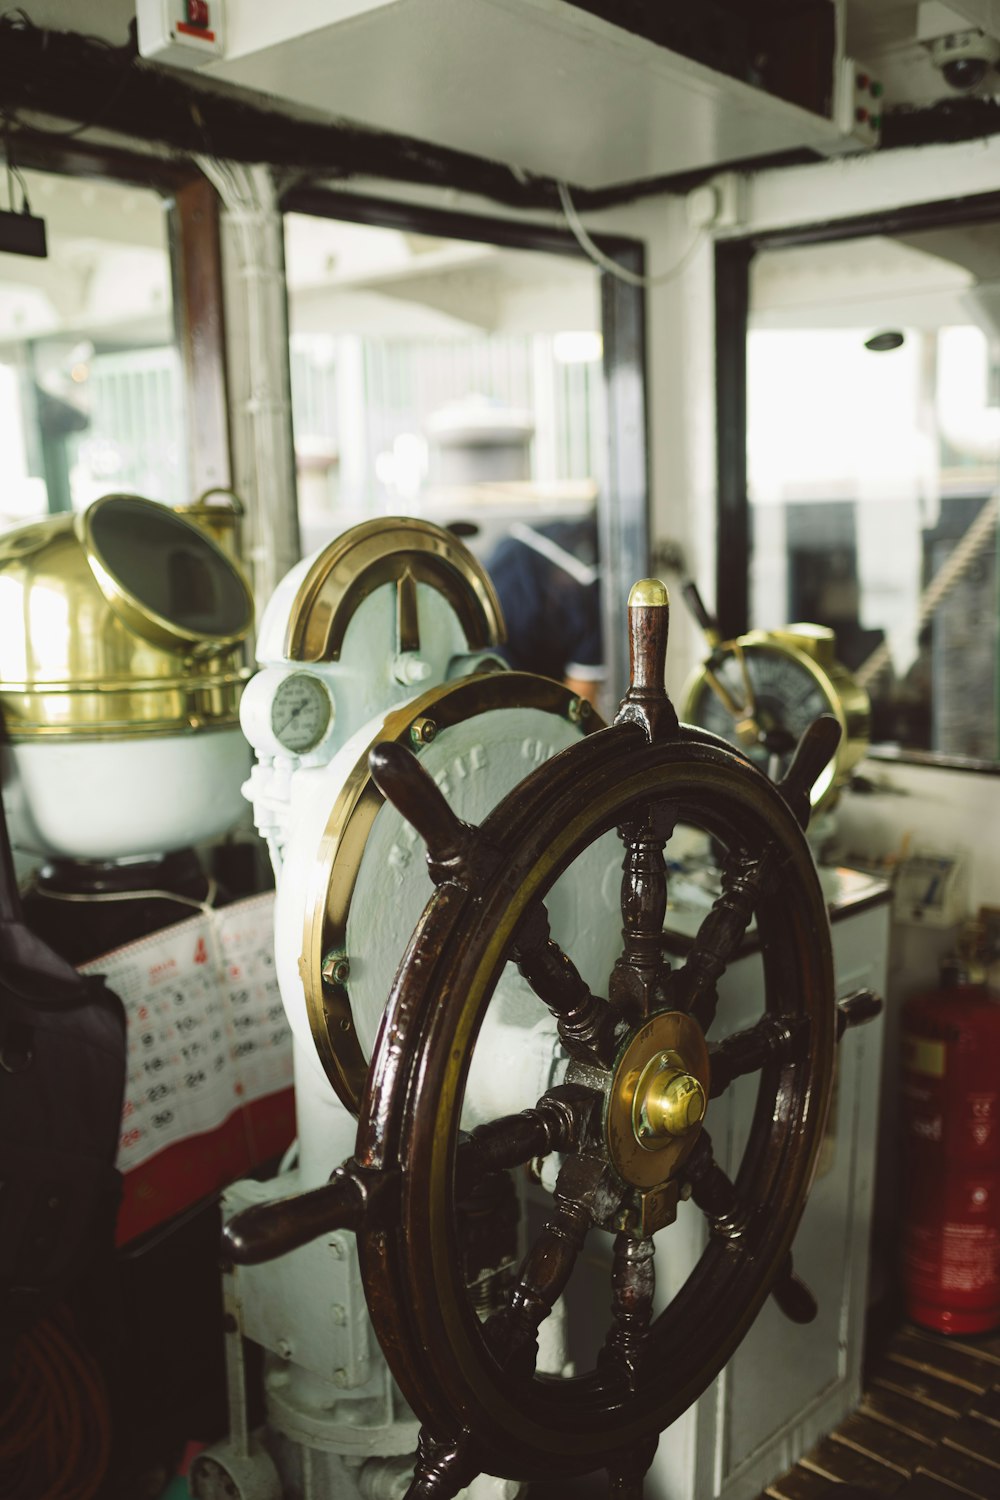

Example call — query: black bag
[0,792,127,1357]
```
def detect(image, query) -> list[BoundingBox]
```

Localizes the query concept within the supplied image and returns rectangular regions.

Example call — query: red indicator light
[187,0,209,26]
[856,107,869,124]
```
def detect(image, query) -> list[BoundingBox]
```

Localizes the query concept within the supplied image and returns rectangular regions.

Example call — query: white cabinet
[201,1,861,190]
[652,872,890,1500]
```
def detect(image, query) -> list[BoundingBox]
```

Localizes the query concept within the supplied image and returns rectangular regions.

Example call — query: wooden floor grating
[762,1323,1000,1500]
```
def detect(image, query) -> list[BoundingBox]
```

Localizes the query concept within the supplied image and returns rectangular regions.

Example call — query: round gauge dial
[239,666,337,759]
[685,642,839,802]
[269,671,334,754]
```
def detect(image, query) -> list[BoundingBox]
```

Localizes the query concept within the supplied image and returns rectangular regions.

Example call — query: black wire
[1,5,124,53]
[0,8,139,144]
[6,148,30,214]
[1,116,30,213]
[9,157,30,213]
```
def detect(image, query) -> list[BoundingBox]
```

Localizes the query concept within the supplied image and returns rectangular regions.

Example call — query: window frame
[715,188,1000,772]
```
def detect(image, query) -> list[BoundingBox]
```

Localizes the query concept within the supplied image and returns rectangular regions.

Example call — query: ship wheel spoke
[219,1088,601,1267]
[485,1154,626,1380]
[608,804,675,1022]
[708,1014,807,1099]
[404,1428,479,1500]
[455,1085,603,1199]
[776,714,843,830]
[513,903,622,1067]
[608,1439,659,1499]
[369,740,495,889]
[601,1231,656,1393]
[770,1251,819,1325]
[679,1131,750,1248]
[671,844,780,1033]
[667,717,844,1033]
[681,1133,818,1324]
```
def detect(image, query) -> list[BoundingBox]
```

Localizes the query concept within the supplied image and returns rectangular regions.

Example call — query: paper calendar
[80,892,295,1242]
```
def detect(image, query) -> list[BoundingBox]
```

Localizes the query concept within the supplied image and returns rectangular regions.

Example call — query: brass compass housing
[0,494,253,740]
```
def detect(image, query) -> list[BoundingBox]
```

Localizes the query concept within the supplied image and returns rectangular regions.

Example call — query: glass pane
[283,212,610,710]
[283,214,605,561]
[0,169,181,537]
[89,496,251,638]
[748,231,999,762]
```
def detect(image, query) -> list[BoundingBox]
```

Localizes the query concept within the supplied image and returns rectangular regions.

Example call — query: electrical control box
[830,56,885,151]
[136,0,225,69]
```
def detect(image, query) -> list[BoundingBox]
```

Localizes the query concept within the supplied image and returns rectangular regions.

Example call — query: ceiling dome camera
[929,30,1000,91]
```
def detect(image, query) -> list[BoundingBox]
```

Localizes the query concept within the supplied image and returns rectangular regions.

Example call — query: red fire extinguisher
[901,969,1000,1335]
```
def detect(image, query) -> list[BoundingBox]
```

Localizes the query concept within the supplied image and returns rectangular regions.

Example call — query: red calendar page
[79,892,295,1244]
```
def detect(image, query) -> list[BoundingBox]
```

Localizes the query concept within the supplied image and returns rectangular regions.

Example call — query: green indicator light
[871,81,884,98]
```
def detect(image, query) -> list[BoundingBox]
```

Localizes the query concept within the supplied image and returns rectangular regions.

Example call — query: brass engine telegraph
[679,581,869,812]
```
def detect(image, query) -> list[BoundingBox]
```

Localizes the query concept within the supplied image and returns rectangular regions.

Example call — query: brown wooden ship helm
[223,580,881,1499]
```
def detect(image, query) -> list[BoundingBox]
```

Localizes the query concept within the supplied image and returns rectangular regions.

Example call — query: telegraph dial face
[682,633,861,809]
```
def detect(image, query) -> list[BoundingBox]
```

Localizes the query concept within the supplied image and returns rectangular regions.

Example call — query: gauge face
[687,644,836,797]
[269,671,333,754]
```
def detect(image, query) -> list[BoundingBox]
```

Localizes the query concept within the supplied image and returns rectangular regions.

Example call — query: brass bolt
[410,716,437,747]
[567,696,592,723]
[322,952,350,987]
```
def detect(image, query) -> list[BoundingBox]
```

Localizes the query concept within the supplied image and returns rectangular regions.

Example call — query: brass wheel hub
[632,1049,707,1145]
[605,1010,711,1191]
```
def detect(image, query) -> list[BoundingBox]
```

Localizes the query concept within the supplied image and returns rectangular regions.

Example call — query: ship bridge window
[281,198,648,704]
[719,216,1000,768]
[0,168,183,535]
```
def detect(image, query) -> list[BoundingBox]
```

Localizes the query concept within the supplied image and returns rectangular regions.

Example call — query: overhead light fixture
[864,329,905,352]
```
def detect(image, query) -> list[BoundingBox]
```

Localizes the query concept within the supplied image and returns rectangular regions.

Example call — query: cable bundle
[0,1307,111,1500]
